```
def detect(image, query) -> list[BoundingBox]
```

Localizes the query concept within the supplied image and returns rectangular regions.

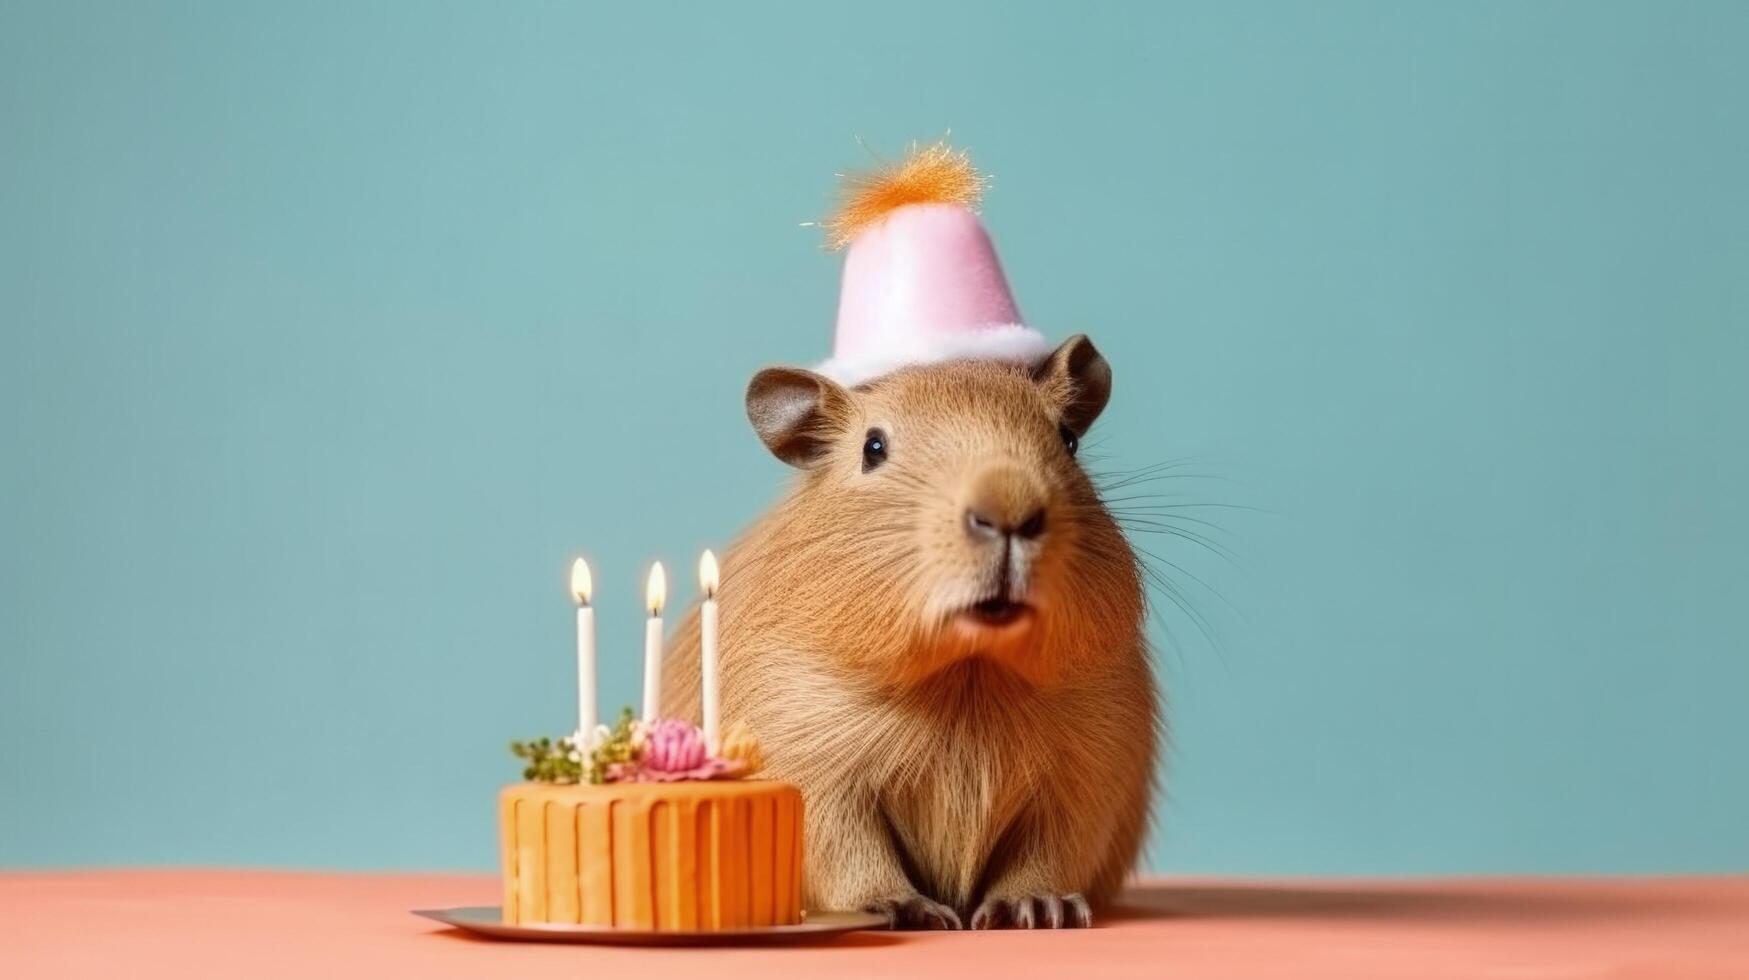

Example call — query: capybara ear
[1033,334,1112,437]
[745,367,852,468]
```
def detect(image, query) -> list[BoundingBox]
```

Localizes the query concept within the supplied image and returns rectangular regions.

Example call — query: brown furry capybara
[663,335,1157,929]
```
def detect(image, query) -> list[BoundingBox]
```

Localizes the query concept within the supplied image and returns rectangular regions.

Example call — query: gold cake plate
[414,906,887,945]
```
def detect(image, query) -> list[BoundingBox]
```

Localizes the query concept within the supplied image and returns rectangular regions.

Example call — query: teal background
[3,1,1745,875]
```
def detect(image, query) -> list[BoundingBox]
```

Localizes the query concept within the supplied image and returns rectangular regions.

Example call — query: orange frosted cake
[499,779,802,929]
[504,710,801,930]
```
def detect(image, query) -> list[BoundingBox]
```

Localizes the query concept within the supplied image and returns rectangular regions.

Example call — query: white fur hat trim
[814,323,1054,388]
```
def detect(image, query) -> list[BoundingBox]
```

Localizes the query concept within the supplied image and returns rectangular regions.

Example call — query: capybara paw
[970,891,1093,929]
[864,893,964,930]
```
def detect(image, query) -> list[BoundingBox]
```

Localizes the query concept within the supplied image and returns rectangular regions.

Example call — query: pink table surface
[3,870,1746,979]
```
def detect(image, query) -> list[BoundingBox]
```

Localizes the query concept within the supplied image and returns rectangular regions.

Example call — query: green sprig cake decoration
[508,735,580,783]
[510,707,639,785]
[583,707,641,784]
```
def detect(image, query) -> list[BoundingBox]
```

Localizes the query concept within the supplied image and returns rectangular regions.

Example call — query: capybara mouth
[963,597,1033,628]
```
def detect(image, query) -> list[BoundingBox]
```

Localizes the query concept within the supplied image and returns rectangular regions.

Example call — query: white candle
[641,561,666,721]
[570,558,596,739]
[698,550,721,748]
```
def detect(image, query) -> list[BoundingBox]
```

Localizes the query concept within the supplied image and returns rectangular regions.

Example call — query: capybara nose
[965,504,1047,541]
[963,466,1049,542]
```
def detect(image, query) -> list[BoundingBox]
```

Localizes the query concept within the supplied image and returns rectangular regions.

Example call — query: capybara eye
[862,429,888,472]
[1059,424,1079,457]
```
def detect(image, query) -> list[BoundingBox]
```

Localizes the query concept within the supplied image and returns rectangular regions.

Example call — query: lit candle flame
[698,549,719,599]
[646,561,666,616]
[569,557,592,606]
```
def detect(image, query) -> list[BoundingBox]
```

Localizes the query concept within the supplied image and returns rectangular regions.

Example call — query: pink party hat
[815,143,1053,386]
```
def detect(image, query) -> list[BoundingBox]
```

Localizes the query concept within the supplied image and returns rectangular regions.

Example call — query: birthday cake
[503,709,803,930]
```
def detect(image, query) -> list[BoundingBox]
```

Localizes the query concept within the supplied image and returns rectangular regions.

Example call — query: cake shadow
[1107,880,1721,927]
